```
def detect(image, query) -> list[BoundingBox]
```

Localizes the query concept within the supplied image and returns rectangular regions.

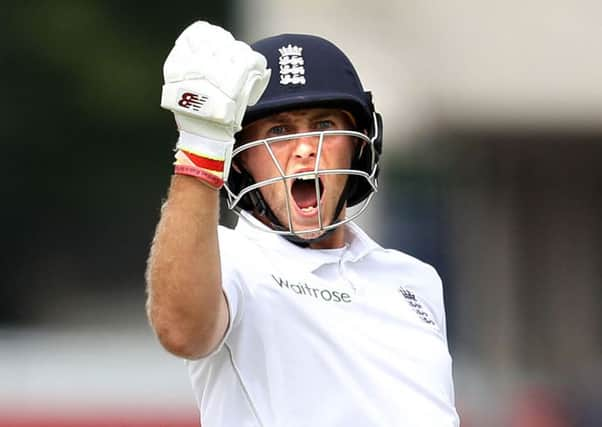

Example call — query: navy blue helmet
[225,33,383,239]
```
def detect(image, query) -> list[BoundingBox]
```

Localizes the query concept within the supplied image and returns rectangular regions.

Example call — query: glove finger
[208,44,246,99]
[217,41,269,100]
[175,21,234,54]
[246,68,271,106]
[245,50,270,105]
[232,68,271,126]
[163,43,203,82]
[165,21,235,82]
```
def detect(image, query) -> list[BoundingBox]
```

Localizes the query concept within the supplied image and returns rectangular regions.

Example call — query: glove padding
[161,21,271,143]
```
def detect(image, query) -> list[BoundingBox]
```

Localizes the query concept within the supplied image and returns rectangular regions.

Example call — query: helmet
[224,33,383,242]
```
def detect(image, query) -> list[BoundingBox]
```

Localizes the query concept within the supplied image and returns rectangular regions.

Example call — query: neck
[251,208,348,249]
[308,226,346,249]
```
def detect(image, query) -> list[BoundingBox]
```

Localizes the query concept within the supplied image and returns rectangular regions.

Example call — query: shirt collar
[235,210,381,273]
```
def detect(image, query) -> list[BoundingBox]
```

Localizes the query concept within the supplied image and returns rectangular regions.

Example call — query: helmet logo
[278,44,306,85]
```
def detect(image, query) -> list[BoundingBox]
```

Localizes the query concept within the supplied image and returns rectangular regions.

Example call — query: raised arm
[145,21,270,359]
[146,175,223,359]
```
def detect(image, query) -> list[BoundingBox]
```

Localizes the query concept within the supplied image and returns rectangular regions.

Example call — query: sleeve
[418,263,449,342]
[433,270,448,340]
[385,249,450,342]
[373,249,447,343]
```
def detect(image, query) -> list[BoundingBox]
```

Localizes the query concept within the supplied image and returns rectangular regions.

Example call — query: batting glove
[161,21,270,188]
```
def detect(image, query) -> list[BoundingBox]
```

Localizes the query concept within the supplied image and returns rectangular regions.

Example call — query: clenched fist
[160,21,270,187]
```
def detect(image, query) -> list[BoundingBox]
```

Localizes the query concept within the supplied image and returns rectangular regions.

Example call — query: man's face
[236,107,360,240]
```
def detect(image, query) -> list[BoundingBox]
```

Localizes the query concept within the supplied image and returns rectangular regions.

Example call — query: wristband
[173,149,225,189]
[172,130,234,189]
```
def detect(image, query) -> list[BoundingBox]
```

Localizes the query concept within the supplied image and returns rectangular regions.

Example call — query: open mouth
[290,175,324,214]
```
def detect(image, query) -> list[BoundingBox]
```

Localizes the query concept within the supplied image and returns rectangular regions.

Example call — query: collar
[235,210,382,273]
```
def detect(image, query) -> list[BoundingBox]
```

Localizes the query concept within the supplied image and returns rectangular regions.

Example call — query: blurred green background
[0,1,232,324]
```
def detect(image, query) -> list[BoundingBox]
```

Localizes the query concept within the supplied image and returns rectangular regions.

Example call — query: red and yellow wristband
[172,131,233,190]
[173,149,225,189]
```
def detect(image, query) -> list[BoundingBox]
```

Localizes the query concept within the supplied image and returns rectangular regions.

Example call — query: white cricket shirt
[188,212,459,426]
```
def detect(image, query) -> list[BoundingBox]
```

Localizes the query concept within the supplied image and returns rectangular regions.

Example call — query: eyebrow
[265,110,341,124]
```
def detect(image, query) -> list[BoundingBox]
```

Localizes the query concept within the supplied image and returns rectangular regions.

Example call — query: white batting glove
[161,21,270,188]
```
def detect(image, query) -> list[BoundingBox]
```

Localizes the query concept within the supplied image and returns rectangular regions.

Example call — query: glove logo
[178,91,208,112]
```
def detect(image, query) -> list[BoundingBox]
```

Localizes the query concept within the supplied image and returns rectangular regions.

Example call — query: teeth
[297,174,317,180]
[301,206,316,212]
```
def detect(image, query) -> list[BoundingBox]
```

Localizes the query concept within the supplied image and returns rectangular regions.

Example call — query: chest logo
[398,287,437,327]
